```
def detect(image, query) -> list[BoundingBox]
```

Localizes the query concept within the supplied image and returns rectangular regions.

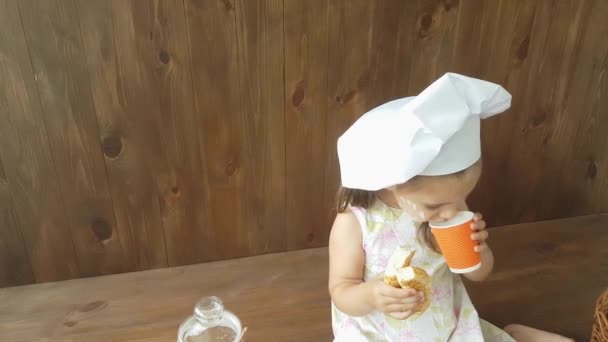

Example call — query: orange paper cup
[430,211,481,274]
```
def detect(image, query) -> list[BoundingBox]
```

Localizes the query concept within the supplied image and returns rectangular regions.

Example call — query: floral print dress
[331,200,514,342]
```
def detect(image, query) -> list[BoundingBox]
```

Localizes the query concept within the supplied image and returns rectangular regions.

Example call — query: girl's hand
[367,276,425,320]
[471,213,489,253]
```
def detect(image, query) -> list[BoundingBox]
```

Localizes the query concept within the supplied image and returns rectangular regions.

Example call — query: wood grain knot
[335,90,356,104]
[225,161,237,176]
[91,218,112,242]
[443,0,458,11]
[530,110,547,128]
[101,135,122,159]
[221,0,234,12]
[516,35,530,62]
[307,232,315,243]
[171,186,180,195]
[79,300,107,312]
[587,159,597,180]
[292,80,306,107]
[63,320,77,327]
[418,14,433,38]
[159,50,170,64]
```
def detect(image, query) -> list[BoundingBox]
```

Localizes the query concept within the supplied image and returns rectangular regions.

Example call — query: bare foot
[504,324,574,342]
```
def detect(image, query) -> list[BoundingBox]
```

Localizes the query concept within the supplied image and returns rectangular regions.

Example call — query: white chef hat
[337,72,512,191]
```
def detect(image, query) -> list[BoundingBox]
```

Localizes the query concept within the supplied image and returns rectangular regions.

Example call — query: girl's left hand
[470,213,489,253]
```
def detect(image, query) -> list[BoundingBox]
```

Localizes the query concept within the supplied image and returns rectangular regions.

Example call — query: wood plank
[129,0,209,266]
[365,0,403,107]
[183,0,246,259]
[467,0,540,225]
[0,0,79,283]
[406,0,460,93]
[465,215,608,341]
[540,0,608,219]
[323,0,375,227]
[0,248,332,342]
[390,1,424,97]
[591,0,608,214]
[77,0,208,268]
[0,157,33,287]
[18,0,124,278]
[452,0,506,216]
[488,0,595,224]
[367,0,418,103]
[284,0,330,250]
[470,0,543,221]
[447,0,491,77]
[76,0,166,270]
[235,0,286,255]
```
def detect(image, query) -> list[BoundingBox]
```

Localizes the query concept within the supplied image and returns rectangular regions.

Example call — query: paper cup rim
[449,262,482,274]
[429,211,474,229]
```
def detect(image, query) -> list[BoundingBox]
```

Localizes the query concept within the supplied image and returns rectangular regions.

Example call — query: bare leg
[504,324,574,342]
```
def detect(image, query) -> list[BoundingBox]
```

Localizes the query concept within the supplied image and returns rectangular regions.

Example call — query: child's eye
[424,204,442,210]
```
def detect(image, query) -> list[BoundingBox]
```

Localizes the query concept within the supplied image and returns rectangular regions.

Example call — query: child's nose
[438,208,458,221]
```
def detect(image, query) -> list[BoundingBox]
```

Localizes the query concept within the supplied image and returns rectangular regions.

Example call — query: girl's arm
[463,212,494,282]
[328,210,423,318]
[463,244,494,282]
[328,211,375,316]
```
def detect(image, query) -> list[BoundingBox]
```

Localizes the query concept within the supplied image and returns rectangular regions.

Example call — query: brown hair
[335,185,439,253]
[336,160,481,253]
[336,187,376,213]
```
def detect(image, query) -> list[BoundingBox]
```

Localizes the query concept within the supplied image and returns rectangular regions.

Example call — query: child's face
[392,164,482,222]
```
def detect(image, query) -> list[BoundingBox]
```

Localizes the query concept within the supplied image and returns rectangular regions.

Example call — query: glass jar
[178,296,243,342]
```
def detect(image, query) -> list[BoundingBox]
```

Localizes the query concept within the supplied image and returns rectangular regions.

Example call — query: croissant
[384,248,431,315]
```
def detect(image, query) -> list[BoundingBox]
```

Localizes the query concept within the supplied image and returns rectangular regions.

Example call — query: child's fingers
[474,243,488,253]
[471,230,489,242]
[397,293,424,305]
[473,212,483,221]
[384,302,420,313]
[379,294,420,308]
[470,220,486,231]
[386,310,413,320]
[378,284,417,299]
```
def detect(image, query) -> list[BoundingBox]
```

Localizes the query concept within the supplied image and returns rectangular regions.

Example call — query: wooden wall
[1,0,606,287]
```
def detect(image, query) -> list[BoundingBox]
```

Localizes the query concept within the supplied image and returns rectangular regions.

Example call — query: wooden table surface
[465,214,608,341]
[0,248,332,342]
[1,215,607,341]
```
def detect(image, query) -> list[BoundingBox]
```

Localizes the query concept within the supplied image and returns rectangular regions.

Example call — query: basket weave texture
[592,288,608,342]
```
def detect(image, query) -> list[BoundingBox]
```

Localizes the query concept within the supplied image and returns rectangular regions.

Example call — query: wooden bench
[0,215,606,341]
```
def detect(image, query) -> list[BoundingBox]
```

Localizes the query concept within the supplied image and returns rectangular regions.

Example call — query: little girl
[329,73,573,341]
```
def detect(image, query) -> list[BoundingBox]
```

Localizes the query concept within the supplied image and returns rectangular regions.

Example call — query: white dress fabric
[331,200,515,342]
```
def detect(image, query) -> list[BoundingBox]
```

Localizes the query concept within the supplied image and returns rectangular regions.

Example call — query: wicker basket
[592,288,608,341]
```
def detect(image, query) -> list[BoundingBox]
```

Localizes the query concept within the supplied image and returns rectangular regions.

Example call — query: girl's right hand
[367,276,425,320]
